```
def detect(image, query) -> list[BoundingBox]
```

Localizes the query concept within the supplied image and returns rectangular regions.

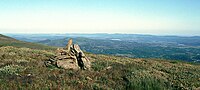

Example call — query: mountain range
[6,34,200,62]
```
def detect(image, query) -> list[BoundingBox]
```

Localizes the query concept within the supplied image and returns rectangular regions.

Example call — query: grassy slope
[0,46,199,89]
[0,34,56,50]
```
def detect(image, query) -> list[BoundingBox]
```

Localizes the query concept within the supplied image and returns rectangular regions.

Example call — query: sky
[0,0,200,35]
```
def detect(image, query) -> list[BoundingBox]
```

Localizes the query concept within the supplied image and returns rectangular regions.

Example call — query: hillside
[0,46,200,89]
[0,34,200,89]
[0,34,56,50]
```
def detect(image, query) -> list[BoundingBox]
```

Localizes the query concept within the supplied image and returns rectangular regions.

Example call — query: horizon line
[1,32,200,37]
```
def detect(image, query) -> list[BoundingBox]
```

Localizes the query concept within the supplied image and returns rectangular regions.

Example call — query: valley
[6,34,200,62]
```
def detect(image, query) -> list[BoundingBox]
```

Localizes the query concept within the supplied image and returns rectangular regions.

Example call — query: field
[0,34,200,89]
[0,46,200,89]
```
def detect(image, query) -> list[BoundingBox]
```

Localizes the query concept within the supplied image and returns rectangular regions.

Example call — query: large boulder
[72,44,91,70]
[56,58,79,70]
[46,38,91,70]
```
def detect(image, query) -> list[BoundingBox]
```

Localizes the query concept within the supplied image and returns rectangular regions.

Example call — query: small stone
[27,74,31,76]
[105,66,112,70]
[86,76,92,81]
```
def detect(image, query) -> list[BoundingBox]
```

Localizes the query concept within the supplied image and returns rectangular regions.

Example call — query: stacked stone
[46,39,91,70]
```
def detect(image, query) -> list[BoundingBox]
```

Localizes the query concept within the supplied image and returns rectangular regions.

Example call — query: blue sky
[0,0,200,35]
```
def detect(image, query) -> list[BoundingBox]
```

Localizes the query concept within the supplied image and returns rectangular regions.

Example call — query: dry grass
[0,46,199,89]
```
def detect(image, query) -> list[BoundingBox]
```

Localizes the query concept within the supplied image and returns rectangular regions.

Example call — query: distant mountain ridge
[6,34,200,46]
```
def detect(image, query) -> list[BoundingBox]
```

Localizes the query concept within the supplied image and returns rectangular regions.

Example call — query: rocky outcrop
[45,39,91,70]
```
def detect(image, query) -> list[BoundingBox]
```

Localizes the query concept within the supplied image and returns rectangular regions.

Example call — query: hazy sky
[0,0,200,35]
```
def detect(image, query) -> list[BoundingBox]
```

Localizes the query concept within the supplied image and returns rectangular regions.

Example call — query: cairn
[45,38,91,70]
